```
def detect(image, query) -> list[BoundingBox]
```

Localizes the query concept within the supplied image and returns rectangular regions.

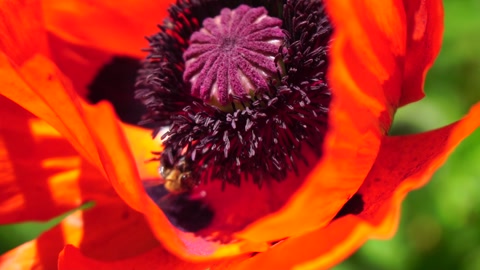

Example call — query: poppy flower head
[4,0,474,268]
[135,0,332,191]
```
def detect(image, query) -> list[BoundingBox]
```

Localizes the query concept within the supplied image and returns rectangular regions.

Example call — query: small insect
[159,157,197,194]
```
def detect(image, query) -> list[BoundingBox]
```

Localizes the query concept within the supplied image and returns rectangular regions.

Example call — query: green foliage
[0,202,94,254]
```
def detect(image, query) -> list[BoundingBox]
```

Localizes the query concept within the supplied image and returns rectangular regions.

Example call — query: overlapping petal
[0,96,99,224]
[230,103,480,270]
[235,0,444,244]
[1,206,158,270]
[0,99,159,269]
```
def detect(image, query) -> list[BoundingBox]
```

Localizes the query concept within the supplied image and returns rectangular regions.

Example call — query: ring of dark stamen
[136,0,332,187]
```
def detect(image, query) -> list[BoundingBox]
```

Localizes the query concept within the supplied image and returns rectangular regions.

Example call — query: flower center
[136,0,332,193]
[220,37,236,51]
[136,0,333,238]
[183,5,284,106]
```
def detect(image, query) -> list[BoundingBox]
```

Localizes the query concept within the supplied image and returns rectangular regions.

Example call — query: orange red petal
[0,96,99,223]
[80,102,272,260]
[0,0,48,65]
[231,102,480,270]
[235,0,443,246]
[58,245,208,270]
[0,98,159,269]
[1,203,158,270]
[236,0,409,243]
[42,0,174,58]
[0,53,101,167]
[47,36,115,98]
[400,0,444,106]
[326,0,406,112]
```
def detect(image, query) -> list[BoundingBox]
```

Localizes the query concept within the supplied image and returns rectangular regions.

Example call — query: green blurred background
[1,0,480,269]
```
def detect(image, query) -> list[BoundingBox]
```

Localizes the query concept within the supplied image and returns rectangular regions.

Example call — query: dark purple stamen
[136,0,332,189]
[183,5,284,105]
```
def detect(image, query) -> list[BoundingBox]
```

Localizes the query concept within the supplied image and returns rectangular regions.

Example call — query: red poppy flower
[1,0,479,269]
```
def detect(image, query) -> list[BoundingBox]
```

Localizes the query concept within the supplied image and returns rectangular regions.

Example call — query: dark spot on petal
[121,211,130,220]
[249,237,286,257]
[144,184,214,232]
[88,56,149,126]
[270,238,287,246]
[333,193,364,220]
